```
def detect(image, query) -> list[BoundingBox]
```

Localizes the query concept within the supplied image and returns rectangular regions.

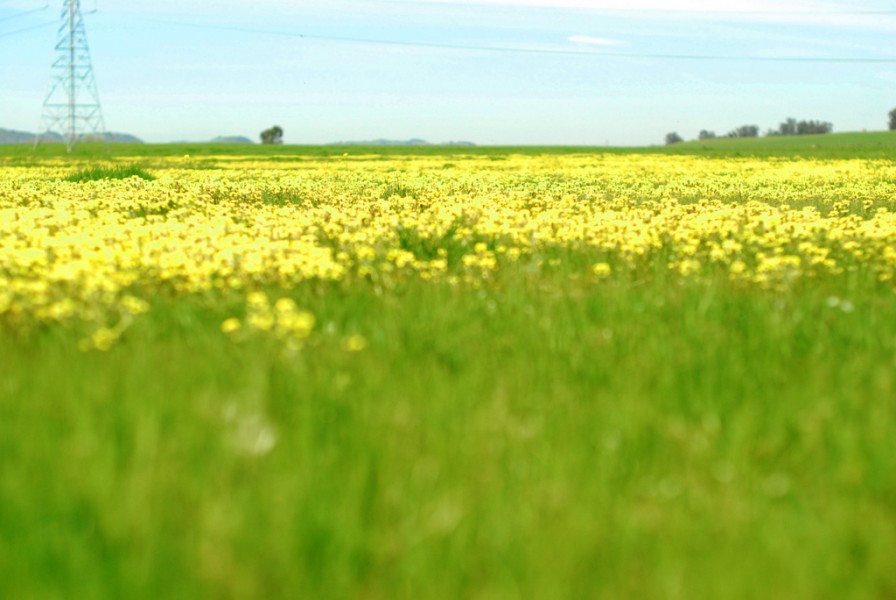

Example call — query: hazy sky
[3,0,896,145]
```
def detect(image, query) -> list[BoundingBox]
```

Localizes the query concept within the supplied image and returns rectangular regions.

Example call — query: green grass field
[2,134,896,598]
[4,128,896,161]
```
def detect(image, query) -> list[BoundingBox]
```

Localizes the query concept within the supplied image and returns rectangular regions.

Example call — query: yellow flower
[592,262,611,278]
[221,318,242,334]
[88,327,118,352]
[120,295,150,315]
[277,310,315,339]
[274,297,297,314]
[341,334,367,352]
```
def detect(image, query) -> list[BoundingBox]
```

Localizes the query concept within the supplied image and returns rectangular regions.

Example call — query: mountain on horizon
[210,135,254,144]
[0,127,143,145]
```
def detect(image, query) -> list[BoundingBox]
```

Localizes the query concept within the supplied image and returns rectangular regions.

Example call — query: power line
[125,15,896,64]
[0,4,47,23]
[0,6,93,41]
[0,19,54,38]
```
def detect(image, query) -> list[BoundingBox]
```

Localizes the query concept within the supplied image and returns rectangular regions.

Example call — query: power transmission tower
[35,0,105,152]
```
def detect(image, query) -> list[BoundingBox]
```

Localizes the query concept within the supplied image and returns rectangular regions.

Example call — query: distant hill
[210,136,254,144]
[0,128,46,144]
[98,132,143,143]
[330,138,476,147]
[0,127,143,144]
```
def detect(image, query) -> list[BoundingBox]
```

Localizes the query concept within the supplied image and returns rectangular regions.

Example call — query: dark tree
[665,132,684,145]
[890,108,896,131]
[796,120,832,135]
[727,125,759,138]
[779,117,798,136]
[260,125,283,144]
[698,130,716,140]
[774,118,832,136]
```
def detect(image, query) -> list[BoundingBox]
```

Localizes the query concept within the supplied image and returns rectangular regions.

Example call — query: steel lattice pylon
[35,0,105,152]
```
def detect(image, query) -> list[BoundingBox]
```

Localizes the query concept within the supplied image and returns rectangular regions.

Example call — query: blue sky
[3,0,896,145]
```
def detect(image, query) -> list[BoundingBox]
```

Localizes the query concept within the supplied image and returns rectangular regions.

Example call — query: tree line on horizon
[665,117,834,146]
[667,107,896,146]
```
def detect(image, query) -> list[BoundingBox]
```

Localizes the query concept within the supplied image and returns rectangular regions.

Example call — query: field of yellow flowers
[4,153,896,343]
[2,147,896,598]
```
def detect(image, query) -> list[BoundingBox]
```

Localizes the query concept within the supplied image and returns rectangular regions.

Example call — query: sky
[3,0,896,145]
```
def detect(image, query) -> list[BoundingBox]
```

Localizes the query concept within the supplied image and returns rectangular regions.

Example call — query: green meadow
[1,134,895,599]
[4,128,896,161]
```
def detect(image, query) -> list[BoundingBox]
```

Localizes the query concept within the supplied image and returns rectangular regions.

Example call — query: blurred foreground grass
[2,269,895,598]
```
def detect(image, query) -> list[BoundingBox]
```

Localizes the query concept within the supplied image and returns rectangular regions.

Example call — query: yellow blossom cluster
[2,153,896,342]
[221,291,315,353]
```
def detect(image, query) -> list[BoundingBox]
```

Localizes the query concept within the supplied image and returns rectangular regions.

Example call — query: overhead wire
[5,4,895,62]
[0,3,47,23]
[126,14,896,64]
[0,19,54,38]
[0,5,98,41]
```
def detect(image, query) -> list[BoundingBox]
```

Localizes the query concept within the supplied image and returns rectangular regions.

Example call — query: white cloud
[874,70,896,83]
[568,35,627,47]
[377,0,896,30]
